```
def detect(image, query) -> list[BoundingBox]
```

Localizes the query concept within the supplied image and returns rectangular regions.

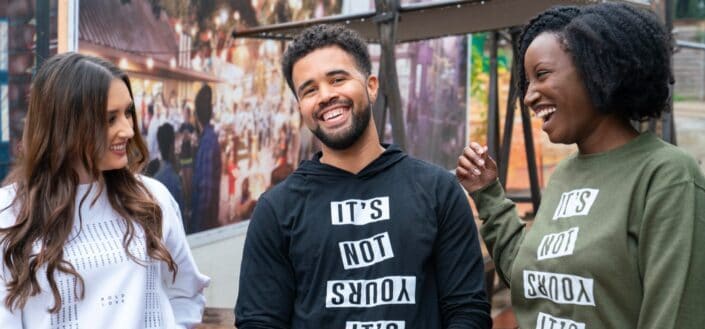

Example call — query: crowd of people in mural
[135,84,308,234]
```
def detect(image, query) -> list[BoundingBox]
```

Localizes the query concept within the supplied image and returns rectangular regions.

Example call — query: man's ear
[367,75,379,103]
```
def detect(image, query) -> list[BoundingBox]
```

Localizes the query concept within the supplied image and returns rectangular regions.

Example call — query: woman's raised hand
[456,142,498,193]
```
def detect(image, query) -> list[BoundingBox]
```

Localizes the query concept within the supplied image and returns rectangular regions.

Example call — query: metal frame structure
[30,0,671,213]
[27,0,668,210]
[232,0,659,217]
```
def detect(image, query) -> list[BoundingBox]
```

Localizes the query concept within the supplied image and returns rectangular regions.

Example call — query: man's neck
[319,125,385,174]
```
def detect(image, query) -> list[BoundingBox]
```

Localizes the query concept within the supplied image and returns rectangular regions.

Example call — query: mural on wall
[78,0,344,234]
[4,0,59,180]
[392,37,468,170]
[1,18,8,179]
[75,0,468,234]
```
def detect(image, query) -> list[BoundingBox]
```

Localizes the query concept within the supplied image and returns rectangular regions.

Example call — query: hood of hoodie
[294,144,407,180]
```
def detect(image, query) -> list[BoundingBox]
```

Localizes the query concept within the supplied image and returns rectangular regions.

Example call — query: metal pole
[676,39,705,50]
[374,0,406,149]
[373,58,388,137]
[499,30,520,186]
[520,101,541,214]
[487,31,500,160]
[36,0,51,69]
[663,0,677,145]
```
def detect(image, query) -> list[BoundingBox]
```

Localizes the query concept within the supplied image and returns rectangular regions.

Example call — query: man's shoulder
[402,155,456,179]
[261,175,299,202]
[257,171,310,215]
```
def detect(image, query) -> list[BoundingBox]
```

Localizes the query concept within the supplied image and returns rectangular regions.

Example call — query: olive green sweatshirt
[472,133,705,329]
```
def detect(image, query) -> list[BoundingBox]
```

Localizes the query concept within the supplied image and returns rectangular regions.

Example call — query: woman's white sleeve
[0,266,23,328]
[160,192,211,329]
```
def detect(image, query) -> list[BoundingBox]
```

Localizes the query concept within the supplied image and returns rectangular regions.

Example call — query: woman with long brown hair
[0,52,209,328]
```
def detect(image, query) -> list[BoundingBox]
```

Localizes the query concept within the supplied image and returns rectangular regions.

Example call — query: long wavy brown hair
[0,52,177,312]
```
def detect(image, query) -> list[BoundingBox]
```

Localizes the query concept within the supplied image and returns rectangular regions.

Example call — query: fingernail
[473,169,481,175]
[478,160,485,166]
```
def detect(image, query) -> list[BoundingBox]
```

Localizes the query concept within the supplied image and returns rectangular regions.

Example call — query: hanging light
[146,57,154,70]
[288,0,302,11]
[119,58,128,69]
[219,9,229,25]
[192,56,202,71]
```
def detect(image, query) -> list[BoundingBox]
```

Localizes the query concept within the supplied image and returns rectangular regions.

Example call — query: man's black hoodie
[235,145,491,329]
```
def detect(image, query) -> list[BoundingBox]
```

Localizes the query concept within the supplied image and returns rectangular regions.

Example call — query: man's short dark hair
[518,3,672,121]
[282,24,371,97]
[195,84,213,124]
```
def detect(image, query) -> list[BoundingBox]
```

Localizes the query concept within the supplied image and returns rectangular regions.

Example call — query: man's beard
[313,98,371,150]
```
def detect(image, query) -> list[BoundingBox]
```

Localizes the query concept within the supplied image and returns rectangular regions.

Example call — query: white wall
[187,221,249,308]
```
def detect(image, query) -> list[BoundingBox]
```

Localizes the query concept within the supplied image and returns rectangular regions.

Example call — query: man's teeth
[323,108,344,121]
[535,107,556,119]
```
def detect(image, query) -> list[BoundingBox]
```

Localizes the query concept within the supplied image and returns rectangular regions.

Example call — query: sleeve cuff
[469,179,507,220]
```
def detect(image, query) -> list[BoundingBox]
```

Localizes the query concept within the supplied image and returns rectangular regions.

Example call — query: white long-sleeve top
[0,176,210,328]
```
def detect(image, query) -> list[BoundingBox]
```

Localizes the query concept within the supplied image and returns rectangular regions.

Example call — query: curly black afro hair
[282,24,371,97]
[518,3,673,120]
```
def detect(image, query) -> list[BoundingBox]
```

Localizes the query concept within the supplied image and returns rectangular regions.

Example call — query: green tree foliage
[676,0,705,19]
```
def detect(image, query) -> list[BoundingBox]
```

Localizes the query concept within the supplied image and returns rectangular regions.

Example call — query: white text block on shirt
[326,276,416,308]
[339,232,395,270]
[523,270,595,306]
[330,197,390,226]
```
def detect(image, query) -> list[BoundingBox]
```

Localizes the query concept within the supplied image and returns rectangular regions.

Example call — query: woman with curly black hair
[457,3,705,328]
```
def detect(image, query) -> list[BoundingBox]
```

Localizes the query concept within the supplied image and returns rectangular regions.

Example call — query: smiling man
[235,24,491,329]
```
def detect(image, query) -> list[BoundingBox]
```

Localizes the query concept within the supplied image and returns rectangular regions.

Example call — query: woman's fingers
[463,145,486,167]
[456,166,470,179]
[459,143,497,174]
[457,143,499,192]
[458,154,481,176]
[479,146,498,171]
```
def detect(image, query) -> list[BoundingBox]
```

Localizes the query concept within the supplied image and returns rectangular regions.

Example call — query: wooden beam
[232,0,636,44]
